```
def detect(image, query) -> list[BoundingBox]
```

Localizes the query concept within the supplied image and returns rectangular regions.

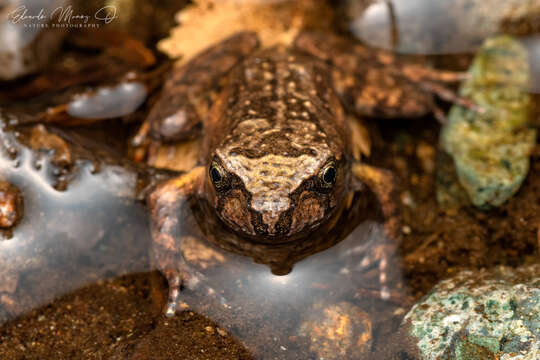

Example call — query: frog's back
[205,46,349,162]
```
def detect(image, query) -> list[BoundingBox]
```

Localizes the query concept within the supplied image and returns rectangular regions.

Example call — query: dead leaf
[158,0,334,64]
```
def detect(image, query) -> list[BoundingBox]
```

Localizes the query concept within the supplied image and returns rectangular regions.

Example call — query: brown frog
[141,31,467,316]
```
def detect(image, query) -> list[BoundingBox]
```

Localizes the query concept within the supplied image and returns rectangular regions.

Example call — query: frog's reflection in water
[172,199,409,359]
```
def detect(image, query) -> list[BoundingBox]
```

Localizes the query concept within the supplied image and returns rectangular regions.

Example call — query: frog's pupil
[211,166,222,183]
[324,166,336,184]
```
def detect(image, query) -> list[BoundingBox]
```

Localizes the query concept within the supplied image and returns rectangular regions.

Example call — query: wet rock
[0,180,22,229]
[438,36,536,208]
[0,0,70,80]
[342,0,540,55]
[398,264,540,360]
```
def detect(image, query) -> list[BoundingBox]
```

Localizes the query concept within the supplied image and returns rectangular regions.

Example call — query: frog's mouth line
[222,202,344,246]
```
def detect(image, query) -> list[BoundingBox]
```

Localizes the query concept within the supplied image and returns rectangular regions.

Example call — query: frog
[141,31,469,316]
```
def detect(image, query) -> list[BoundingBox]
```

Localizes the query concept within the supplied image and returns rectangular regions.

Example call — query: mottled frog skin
[141,32,465,316]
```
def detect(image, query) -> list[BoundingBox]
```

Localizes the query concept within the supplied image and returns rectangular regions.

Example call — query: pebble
[0,180,22,229]
[66,82,147,120]
[297,301,372,360]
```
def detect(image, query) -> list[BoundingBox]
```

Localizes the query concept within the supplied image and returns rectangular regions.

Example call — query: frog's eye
[319,163,337,188]
[209,162,226,188]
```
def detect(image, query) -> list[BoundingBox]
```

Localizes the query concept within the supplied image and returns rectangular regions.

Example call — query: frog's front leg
[352,162,401,299]
[148,166,211,316]
[294,32,472,122]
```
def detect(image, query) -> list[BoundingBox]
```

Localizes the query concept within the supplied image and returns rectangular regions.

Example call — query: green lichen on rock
[404,265,540,360]
[439,35,536,208]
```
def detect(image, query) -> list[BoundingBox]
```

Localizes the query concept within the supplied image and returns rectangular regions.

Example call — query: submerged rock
[401,264,540,360]
[438,35,536,208]
[297,301,372,360]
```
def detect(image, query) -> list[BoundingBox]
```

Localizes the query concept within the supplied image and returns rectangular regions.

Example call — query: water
[0,127,150,322]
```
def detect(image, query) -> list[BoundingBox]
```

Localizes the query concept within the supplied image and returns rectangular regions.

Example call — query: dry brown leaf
[348,116,371,160]
[158,0,334,64]
[147,138,201,172]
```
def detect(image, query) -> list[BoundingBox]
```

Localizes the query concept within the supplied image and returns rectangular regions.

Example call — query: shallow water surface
[0,127,150,322]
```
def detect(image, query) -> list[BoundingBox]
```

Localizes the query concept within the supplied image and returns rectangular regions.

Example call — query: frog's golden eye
[209,162,226,188]
[320,163,337,188]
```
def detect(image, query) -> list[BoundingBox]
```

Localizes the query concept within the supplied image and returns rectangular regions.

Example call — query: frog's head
[205,138,348,243]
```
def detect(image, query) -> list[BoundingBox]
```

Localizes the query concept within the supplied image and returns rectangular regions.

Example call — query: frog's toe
[359,243,394,276]
[161,266,203,317]
[164,268,229,317]
[187,271,229,308]
[164,273,182,317]
[202,283,230,308]
[165,294,179,317]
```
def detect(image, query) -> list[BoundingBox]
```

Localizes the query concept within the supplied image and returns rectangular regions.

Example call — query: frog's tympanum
[142,32,465,316]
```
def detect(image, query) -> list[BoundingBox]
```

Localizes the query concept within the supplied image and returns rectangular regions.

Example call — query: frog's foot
[341,223,405,304]
[415,79,482,123]
[349,164,407,303]
[159,259,228,317]
[157,258,203,317]
[399,64,468,83]
[356,241,397,301]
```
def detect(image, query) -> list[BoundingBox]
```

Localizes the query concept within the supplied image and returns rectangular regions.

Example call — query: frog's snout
[255,193,327,239]
[217,188,331,242]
